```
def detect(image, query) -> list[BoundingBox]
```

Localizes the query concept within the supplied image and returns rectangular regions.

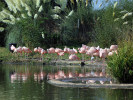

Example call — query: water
[0,64,133,100]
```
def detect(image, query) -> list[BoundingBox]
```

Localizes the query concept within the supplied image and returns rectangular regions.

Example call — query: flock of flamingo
[10,44,117,84]
[10,44,118,61]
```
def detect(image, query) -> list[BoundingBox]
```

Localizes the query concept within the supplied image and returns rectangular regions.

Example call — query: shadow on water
[0,64,133,100]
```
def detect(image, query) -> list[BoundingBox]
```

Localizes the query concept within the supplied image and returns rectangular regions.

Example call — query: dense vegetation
[107,38,133,83]
[0,0,133,83]
[0,0,133,48]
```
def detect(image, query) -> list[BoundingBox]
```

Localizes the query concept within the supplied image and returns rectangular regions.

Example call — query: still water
[0,64,133,100]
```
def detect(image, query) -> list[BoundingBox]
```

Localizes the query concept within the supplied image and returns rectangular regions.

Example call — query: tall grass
[93,0,133,48]
[107,37,133,83]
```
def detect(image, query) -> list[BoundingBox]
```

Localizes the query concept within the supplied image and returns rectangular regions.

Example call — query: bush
[107,38,133,83]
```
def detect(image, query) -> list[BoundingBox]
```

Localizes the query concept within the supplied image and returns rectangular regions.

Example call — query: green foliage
[5,1,61,48]
[60,2,94,45]
[0,1,5,11]
[94,5,120,48]
[107,39,133,83]
[18,18,43,48]
[6,24,23,48]
[94,0,133,48]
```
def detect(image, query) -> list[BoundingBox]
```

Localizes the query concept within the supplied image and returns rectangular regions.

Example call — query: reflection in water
[10,66,108,84]
[0,64,133,100]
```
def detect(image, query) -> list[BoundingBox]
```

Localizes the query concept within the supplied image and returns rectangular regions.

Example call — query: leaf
[99,3,103,8]
[114,2,118,9]
[70,0,74,4]
[113,12,115,17]
[86,0,88,6]
[0,27,4,32]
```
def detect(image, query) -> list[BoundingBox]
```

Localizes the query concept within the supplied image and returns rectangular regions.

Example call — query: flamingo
[110,45,118,51]
[79,47,86,61]
[99,48,108,65]
[108,51,114,56]
[86,47,98,63]
[13,47,23,58]
[22,46,30,59]
[40,49,46,61]
[69,54,79,61]
[34,47,38,53]
[47,47,55,60]
[57,52,64,60]
[11,45,16,51]
[64,46,69,53]
[55,48,64,60]
[37,47,42,53]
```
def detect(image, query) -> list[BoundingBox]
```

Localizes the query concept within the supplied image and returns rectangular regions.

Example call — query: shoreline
[1,59,107,67]
[48,79,133,89]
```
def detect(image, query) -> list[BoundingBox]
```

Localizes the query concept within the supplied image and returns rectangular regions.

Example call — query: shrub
[107,38,133,83]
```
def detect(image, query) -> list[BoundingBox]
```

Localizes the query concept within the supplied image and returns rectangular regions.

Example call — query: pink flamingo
[55,48,64,60]
[79,47,86,61]
[34,47,38,53]
[64,46,69,53]
[108,51,115,56]
[40,49,46,61]
[68,49,76,55]
[57,52,64,60]
[22,46,30,59]
[47,47,55,57]
[69,54,79,61]
[11,45,16,51]
[73,48,78,54]
[86,47,98,63]
[13,46,23,58]
[110,45,118,51]
[37,47,43,53]
[99,49,108,66]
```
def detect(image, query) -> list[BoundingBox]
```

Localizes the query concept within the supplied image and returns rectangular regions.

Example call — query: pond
[0,64,133,100]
